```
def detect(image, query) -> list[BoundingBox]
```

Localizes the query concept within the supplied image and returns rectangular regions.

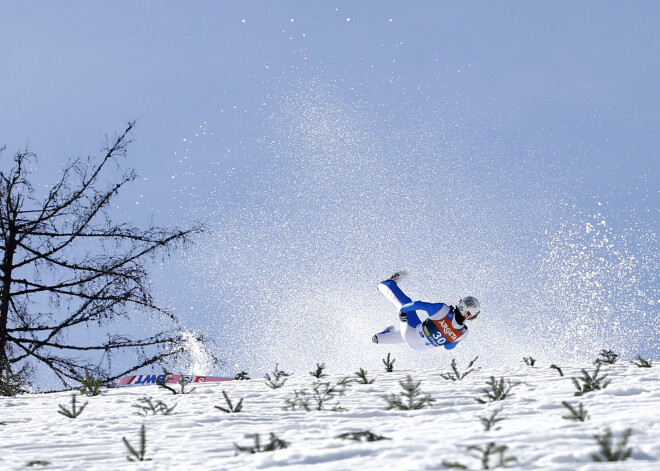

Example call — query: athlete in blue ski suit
[373,273,480,352]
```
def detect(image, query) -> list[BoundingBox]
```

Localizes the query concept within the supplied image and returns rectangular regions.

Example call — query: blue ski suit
[375,279,468,351]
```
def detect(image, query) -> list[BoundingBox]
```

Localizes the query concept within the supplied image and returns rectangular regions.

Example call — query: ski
[117,373,235,387]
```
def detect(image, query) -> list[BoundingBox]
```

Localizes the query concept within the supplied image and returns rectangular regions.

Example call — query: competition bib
[422,314,466,347]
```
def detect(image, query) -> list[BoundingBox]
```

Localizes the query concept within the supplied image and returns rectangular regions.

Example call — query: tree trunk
[0,223,16,367]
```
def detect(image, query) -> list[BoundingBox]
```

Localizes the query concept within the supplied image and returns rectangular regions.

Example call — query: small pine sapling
[591,428,633,462]
[75,369,105,396]
[0,362,27,396]
[354,368,375,384]
[234,371,250,380]
[631,356,653,368]
[440,461,468,470]
[215,390,244,413]
[234,433,290,454]
[155,369,173,391]
[479,407,505,431]
[595,349,619,365]
[523,357,536,367]
[132,396,177,416]
[25,461,51,467]
[294,377,351,411]
[265,364,292,389]
[156,372,196,395]
[572,363,610,396]
[550,364,564,377]
[561,401,589,422]
[475,377,520,403]
[57,394,88,419]
[309,363,328,378]
[283,377,351,412]
[383,375,435,410]
[336,431,389,442]
[123,425,151,462]
[283,389,311,411]
[467,442,518,469]
[440,357,478,381]
[382,353,396,372]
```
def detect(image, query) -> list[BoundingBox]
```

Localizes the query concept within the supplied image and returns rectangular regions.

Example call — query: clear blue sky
[1,2,658,379]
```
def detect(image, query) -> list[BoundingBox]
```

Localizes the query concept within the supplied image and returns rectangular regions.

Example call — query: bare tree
[0,122,200,388]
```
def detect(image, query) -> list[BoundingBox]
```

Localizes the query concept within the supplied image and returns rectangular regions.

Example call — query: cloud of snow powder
[160,70,658,376]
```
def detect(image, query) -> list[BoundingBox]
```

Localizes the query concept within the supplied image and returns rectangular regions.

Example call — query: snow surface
[2,360,659,470]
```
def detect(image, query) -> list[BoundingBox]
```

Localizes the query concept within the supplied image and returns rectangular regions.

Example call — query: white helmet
[458,296,481,320]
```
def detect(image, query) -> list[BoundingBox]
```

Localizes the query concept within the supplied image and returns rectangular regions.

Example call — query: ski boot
[372,325,396,343]
[386,270,408,284]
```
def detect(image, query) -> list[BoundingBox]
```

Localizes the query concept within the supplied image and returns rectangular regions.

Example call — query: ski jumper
[376,280,468,351]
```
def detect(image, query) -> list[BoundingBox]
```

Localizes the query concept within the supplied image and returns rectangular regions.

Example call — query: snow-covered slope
[1,360,659,470]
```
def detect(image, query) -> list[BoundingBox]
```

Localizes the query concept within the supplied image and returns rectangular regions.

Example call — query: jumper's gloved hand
[399,310,407,322]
